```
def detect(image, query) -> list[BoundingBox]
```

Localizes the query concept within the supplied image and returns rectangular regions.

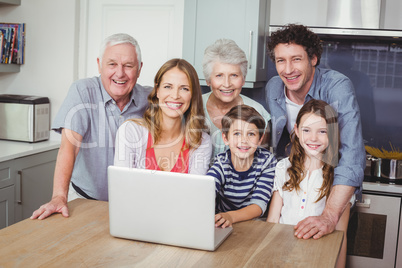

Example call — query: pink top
[145,132,189,173]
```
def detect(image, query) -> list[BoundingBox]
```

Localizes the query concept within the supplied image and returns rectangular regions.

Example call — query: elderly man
[31,33,151,220]
[265,24,365,242]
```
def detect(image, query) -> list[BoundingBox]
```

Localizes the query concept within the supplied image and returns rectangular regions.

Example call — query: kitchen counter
[363,180,402,196]
[363,173,402,195]
[0,199,343,267]
[0,139,60,162]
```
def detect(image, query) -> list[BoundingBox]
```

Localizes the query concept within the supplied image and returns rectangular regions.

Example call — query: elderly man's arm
[294,185,354,239]
[30,129,82,220]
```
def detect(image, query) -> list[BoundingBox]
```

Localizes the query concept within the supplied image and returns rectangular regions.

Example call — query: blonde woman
[114,58,211,174]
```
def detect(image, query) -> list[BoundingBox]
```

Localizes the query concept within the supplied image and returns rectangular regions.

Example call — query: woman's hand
[215,213,233,228]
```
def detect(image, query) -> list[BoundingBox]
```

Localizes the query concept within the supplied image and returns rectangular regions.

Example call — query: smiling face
[97,43,142,104]
[156,67,192,120]
[223,119,262,165]
[274,43,317,100]
[207,62,245,104]
[295,112,329,159]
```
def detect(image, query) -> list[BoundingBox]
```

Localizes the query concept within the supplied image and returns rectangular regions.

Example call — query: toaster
[0,94,50,142]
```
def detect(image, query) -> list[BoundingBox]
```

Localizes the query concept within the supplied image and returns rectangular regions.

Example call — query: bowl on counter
[367,155,402,184]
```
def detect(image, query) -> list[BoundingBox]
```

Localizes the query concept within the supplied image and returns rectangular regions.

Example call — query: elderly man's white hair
[98,33,142,69]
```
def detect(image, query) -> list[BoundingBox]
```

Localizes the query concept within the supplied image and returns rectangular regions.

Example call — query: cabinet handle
[356,198,371,208]
[262,31,267,69]
[17,171,22,204]
[248,30,253,69]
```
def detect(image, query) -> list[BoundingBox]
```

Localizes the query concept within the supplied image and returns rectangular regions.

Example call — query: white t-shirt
[284,87,303,134]
[274,158,326,225]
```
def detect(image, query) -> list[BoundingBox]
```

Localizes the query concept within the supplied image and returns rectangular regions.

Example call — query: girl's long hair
[130,58,207,151]
[284,99,340,202]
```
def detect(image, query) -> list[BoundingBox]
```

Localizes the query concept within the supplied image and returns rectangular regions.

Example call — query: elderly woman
[202,39,271,158]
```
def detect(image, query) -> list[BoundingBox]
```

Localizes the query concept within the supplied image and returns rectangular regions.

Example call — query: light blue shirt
[265,67,365,195]
[52,76,152,200]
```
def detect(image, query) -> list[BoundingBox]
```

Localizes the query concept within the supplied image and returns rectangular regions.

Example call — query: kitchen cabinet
[382,0,402,30]
[0,186,15,229]
[0,64,20,73]
[14,149,58,222]
[270,0,326,27]
[0,0,20,5]
[270,0,402,30]
[0,157,16,229]
[182,0,271,88]
[0,148,58,229]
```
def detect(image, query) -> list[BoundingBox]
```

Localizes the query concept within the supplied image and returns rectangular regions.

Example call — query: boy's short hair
[221,104,266,137]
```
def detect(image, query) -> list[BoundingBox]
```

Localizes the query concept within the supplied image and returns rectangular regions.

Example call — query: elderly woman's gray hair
[98,33,142,69]
[202,39,248,82]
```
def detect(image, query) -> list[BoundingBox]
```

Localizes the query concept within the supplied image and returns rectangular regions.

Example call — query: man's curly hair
[268,24,323,66]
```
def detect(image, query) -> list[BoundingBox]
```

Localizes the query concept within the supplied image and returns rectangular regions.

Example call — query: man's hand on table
[294,213,337,239]
[294,185,355,239]
[30,195,69,220]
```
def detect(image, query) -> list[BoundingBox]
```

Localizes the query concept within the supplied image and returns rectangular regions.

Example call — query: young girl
[267,99,350,268]
[114,58,211,174]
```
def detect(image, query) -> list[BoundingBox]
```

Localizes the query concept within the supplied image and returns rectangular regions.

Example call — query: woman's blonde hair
[284,99,339,202]
[130,58,207,150]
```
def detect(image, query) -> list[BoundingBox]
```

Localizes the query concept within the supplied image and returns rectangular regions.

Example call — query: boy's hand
[215,213,233,228]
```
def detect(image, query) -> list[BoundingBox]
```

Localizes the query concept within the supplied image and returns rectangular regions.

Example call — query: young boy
[207,104,277,228]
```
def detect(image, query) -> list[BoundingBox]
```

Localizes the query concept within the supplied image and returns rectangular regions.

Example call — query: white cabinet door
[182,0,270,88]
[79,0,185,87]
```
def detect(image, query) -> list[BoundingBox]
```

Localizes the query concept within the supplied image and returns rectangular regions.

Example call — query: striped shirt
[207,148,277,215]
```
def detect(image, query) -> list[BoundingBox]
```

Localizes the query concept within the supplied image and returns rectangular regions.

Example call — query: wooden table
[0,199,343,267]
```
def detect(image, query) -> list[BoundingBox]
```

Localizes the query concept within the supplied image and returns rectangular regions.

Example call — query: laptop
[107,166,233,251]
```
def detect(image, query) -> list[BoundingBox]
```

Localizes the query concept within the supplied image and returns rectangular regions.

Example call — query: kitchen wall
[0,0,79,141]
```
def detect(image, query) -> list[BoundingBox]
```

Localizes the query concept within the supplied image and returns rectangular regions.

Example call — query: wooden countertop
[0,199,343,267]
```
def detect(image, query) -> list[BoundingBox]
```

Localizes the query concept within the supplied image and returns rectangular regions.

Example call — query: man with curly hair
[265,24,365,241]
